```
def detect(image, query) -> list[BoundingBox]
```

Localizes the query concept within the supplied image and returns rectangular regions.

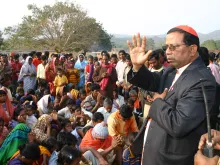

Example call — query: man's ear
[190,45,198,57]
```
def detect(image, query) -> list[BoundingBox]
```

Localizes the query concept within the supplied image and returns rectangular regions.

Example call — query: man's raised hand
[127,33,152,71]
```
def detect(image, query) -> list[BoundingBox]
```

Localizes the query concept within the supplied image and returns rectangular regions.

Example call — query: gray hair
[129,90,137,96]
[103,98,112,107]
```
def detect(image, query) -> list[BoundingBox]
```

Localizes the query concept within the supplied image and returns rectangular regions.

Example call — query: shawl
[0,123,30,165]
[31,114,52,142]
[74,55,87,88]
[18,56,36,82]
[99,64,113,91]
[80,129,112,150]
[74,54,87,70]
[0,88,15,123]
[134,99,140,109]
[37,95,51,114]
[58,55,68,72]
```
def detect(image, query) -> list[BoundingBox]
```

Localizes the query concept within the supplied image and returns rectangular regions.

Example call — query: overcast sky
[1,0,219,35]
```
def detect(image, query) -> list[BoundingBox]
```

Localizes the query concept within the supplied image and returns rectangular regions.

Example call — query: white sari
[18,56,37,93]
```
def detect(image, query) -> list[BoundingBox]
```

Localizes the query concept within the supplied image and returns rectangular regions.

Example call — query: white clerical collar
[177,63,191,75]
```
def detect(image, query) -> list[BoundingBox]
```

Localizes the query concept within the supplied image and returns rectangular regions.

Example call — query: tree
[146,38,155,50]
[215,40,220,50]
[0,31,3,48]
[4,2,112,52]
[201,40,217,50]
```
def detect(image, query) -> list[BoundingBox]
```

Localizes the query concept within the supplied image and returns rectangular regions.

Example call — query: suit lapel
[165,71,187,100]
[159,67,176,93]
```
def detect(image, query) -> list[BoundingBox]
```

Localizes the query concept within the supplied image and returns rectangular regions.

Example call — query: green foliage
[0,31,3,47]
[4,2,112,52]
[201,40,217,50]
[111,36,155,52]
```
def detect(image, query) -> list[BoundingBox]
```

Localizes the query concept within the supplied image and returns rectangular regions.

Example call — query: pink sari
[99,64,113,90]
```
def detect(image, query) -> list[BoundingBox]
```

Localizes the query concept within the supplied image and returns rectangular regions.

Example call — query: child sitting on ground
[24,101,38,129]
[69,105,90,127]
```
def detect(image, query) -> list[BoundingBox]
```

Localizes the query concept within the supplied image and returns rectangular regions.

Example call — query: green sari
[0,123,30,165]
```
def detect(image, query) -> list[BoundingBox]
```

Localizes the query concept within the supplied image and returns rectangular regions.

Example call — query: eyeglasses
[162,44,187,51]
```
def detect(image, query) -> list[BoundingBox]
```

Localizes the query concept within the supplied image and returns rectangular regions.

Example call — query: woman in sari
[37,94,54,115]
[74,54,87,89]
[0,123,31,165]
[0,89,14,124]
[45,57,58,83]
[18,56,37,94]
[31,114,54,143]
[93,53,117,98]
[58,55,68,75]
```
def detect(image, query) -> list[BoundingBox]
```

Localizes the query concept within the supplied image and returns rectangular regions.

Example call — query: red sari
[0,89,14,123]
[45,57,57,83]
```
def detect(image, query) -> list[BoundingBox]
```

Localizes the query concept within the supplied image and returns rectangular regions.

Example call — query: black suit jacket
[128,57,216,165]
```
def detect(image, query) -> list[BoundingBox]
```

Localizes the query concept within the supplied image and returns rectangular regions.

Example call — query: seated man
[107,104,139,165]
[80,122,120,164]
[108,104,139,137]
[82,83,102,113]
[112,88,125,109]
[97,98,117,123]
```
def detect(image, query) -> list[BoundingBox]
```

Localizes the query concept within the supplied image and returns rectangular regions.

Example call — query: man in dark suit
[127,25,216,165]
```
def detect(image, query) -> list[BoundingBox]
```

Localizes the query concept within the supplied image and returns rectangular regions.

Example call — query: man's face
[165,32,193,69]
[65,123,72,132]
[67,104,73,111]
[104,105,112,113]
[111,57,117,64]
[1,56,7,63]
[15,58,19,63]
[119,53,125,60]
[129,94,137,101]
[149,57,161,70]
[93,90,100,98]
[102,56,109,65]
[42,60,47,65]
[113,91,118,99]
[88,58,93,64]
[126,59,132,66]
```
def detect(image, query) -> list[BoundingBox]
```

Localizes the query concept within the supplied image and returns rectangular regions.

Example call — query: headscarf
[74,54,87,69]
[18,56,36,82]
[0,123,30,164]
[37,94,52,114]
[92,122,109,139]
[80,127,112,150]
[49,57,57,73]
[31,114,52,142]
[99,63,113,90]
[0,88,14,123]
